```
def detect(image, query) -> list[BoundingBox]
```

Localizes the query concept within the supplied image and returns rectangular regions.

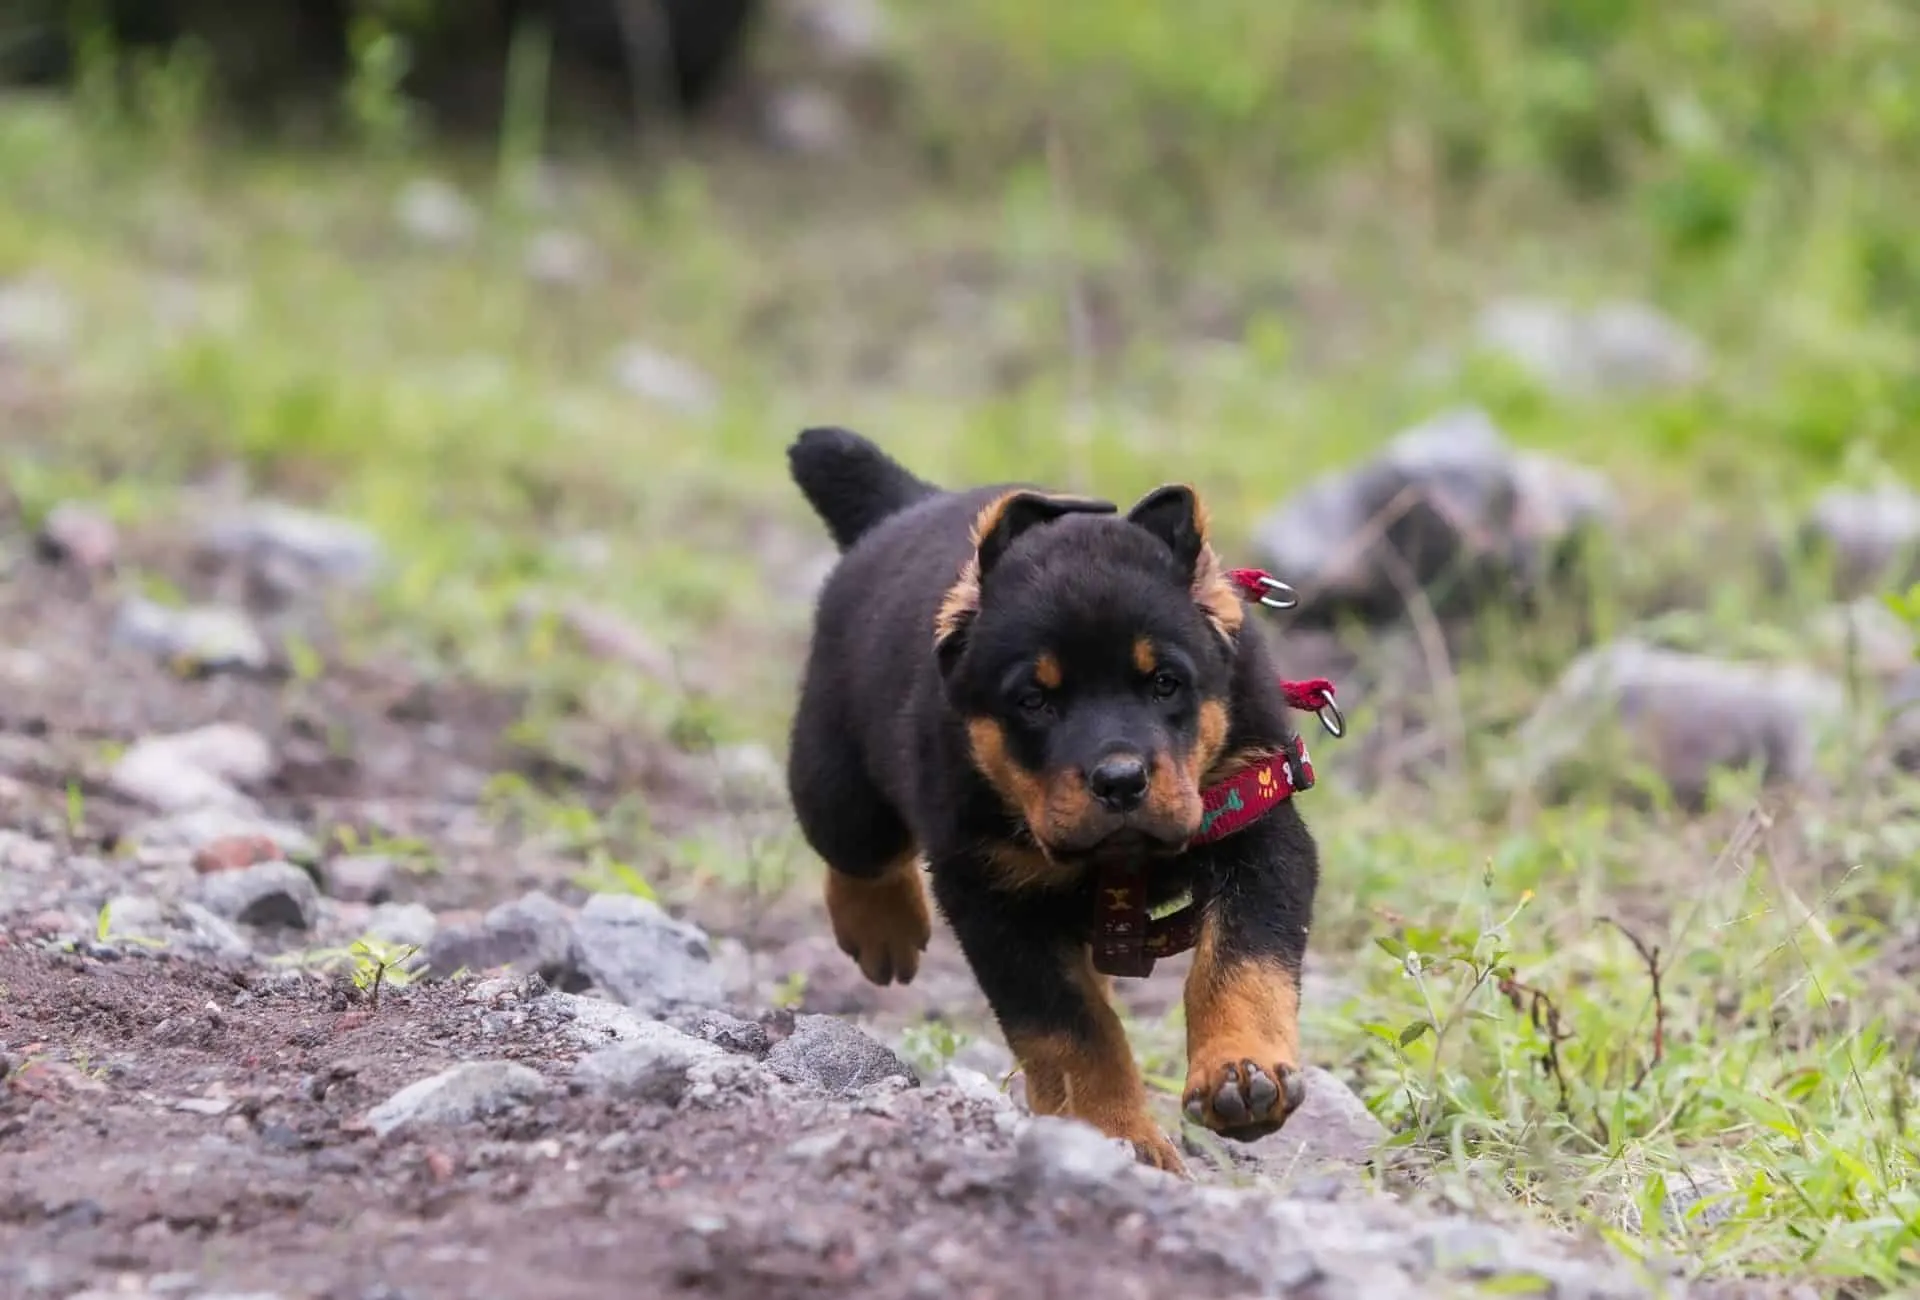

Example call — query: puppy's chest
[987,842,1210,915]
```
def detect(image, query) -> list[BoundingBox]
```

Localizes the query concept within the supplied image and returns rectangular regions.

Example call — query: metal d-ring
[1316,692,1346,738]
[1250,574,1298,610]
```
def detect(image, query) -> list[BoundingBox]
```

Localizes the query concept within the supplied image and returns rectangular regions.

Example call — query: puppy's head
[935,484,1245,860]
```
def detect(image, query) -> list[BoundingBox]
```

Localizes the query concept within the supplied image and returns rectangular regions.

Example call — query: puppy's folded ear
[1126,483,1244,645]
[976,491,1116,578]
[935,490,1115,674]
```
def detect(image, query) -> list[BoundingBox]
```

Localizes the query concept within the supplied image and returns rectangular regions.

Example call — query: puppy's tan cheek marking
[1196,698,1231,776]
[1144,752,1203,830]
[1035,653,1063,690]
[967,717,1052,831]
[1041,768,1097,839]
[1132,637,1157,675]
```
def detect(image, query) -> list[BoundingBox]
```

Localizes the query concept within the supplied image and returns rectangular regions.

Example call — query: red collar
[1091,738,1316,979]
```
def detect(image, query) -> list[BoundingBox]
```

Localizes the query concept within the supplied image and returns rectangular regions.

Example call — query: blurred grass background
[6,1,1920,1290]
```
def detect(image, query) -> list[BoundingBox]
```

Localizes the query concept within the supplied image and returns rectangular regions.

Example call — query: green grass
[8,1,1920,1291]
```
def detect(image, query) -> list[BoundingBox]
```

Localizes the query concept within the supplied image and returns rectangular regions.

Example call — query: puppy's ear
[975,490,1116,578]
[1125,485,1206,575]
[934,490,1114,674]
[1126,483,1244,645]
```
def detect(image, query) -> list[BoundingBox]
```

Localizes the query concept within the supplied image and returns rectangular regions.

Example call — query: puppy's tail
[787,426,940,551]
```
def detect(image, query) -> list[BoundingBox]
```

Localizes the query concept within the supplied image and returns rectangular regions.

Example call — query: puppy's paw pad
[1181,1058,1305,1140]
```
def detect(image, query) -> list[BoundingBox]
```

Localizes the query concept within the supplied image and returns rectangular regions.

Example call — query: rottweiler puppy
[784,427,1320,1172]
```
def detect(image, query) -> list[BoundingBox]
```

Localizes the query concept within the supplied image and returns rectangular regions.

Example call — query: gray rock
[110,724,276,813]
[1475,297,1707,396]
[396,178,478,246]
[1253,409,1616,629]
[195,861,320,930]
[100,894,251,961]
[763,86,855,157]
[365,902,437,950]
[1646,1165,1741,1234]
[1511,640,1844,806]
[932,1064,1014,1110]
[672,1009,771,1056]
[572,892,722,1010]
[113,598,268,673]
[128,808,315,859]
[35,502,117,570]
[1016,1116,1134,1188]
[764,1014,916,1096]
[783,0,892,66]
[1807,599,1916,683]
[426,890,579,985]
[571,1022,727,1104]
[537,991,661,1047]
[362,1061,549,1138]
[0,276,75,354]
[1889,667,1920,770]
[951,1035,1017,1081]
[322,854,397,904]
[524,229,596,286]
[111,750,251,815]
[199,503,384,593]
[1804,483,1920,597]
[711,743,783,800]
[610,344,718,418]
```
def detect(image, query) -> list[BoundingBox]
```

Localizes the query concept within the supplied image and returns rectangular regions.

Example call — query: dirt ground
[0,508,1805,1300]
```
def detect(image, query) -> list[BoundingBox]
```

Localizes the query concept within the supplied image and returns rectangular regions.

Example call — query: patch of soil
[0,940,1710,1300]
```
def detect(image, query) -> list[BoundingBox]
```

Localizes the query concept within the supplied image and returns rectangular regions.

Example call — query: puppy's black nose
[1088,754,1149,812]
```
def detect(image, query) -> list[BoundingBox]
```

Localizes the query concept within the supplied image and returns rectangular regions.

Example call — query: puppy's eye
[1015,688,1051,716]
[1149,671,1182,701]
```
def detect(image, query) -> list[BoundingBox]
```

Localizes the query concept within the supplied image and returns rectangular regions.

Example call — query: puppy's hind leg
[787,711,930,986]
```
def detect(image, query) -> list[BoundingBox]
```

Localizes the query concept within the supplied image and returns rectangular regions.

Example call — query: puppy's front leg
[936,867,1184,1173]
[1181,827,1316,1140]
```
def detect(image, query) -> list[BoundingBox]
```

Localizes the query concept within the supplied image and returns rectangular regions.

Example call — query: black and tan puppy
[785,427,1320,1172]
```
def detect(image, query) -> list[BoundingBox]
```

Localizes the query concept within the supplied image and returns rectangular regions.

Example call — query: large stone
[1890,667,1920,771]
[571,893,723,1011]
[321,854,397,904]
[110,725,276,813]
[365,902,437,950]
[1474,297,1707,396]
[1803,483,1920,598]
[198,502,384,595]
[395,178,478,247]
[1253,409,1615,629]
[194,861,321,930]
[362,1061,549,1138]
[610,344,718,419]
[99,894,252,961]
[570,1022,727,1104]
[1512,640,1844,807]
[1805,599,1917,683]
[536,991,662,1048]
[34,502,118,571]
[0,276,75,355]
[128,808,315,860]
[764,1014,915,1096]
[425,891,579,986]
[113,598,269,673]
[1015,1116,1135,1189]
